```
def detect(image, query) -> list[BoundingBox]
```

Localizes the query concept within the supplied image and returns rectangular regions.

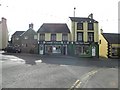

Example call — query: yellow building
[69,14,99,57]
[99,32,120,58]
[0,17,9,50]
[37,23,71,55]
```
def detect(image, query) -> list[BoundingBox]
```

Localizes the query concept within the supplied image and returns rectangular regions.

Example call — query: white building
[0,17,9,50]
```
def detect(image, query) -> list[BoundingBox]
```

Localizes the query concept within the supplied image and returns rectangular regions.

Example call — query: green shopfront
[68,42,99,57]
[38,41,70,55]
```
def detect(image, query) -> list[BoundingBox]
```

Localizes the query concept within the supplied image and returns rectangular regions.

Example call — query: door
[92,46,96,56]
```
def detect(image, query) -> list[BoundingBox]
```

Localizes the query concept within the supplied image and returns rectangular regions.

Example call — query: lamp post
[73,7,76,42]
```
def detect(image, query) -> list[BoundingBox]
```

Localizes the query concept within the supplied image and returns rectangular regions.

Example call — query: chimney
[100,29,103,34]
[91,13,93,19]
[2,17,7,23]
[29,23,33,29]
[88,13,93,19]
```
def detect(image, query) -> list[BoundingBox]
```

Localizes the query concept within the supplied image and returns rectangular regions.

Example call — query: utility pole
[73,7,76,41]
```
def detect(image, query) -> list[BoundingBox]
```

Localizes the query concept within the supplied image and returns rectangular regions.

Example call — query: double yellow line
[68,69,99,89]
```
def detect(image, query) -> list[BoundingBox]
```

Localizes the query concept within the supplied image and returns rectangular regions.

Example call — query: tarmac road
[1,52,119,89]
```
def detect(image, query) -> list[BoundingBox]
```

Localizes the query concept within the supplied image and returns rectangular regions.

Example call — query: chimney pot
[29,23,33,29]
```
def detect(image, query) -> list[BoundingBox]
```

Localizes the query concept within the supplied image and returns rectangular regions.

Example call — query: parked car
[4,46,21,53]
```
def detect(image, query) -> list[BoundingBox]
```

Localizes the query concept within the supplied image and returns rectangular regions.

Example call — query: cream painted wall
[0,23,2,49]
[56,33,62,41]
[45,33,51,41]
[112,44,120,48]
[71,21,99,42]
[99,34,108,58]
[94,23,99,42]
[68,33,71,41]
[84,22,87,42]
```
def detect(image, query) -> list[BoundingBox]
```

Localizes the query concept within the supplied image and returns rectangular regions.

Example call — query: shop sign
[75,42,89,44]
[39,41,69,45]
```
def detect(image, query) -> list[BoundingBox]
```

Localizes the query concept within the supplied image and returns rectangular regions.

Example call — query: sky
[0,0,119,39]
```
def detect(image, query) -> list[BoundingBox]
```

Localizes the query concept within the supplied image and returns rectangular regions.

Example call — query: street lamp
[73,7,76,41]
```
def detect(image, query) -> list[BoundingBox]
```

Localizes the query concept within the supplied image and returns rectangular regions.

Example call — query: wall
[99,34,108,58]
[0,22,2,49]
[0,18,9,49]
[56,33,62,41]
[45,33,51,41]
[71,21,99,42]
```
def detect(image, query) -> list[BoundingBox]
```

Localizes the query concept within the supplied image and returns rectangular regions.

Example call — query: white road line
[35,60,42,63]
[10,58,25,62]
[0,61,4,63]
[60,64,68,66]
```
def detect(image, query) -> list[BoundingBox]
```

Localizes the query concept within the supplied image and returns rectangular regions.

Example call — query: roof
[12,31,25,36]
[69,17,98,23]
[20,28,37,36]
[102,33,120,44]
[37,23,70,33]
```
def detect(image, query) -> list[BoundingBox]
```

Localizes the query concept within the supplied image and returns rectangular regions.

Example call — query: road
[0,52,119,89]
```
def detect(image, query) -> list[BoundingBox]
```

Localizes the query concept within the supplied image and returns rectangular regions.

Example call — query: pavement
[1,52,119,89]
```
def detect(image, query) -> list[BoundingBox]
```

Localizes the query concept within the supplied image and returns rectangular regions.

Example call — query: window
[88,32,94,42]
[112,47,118,56]
[77,32,83,41]
[40,34,45,41]
[34,35,37,39]
[15,37,19,40]
[75,45,89,55]
[51,34,56,41]
[62,34,68,41]
[77,23,83,30]
[24,36,28,39]
[88,23,94,30]
[99,40,101,44]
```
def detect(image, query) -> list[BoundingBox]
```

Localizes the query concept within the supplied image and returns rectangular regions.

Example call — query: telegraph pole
[73,7,76,41]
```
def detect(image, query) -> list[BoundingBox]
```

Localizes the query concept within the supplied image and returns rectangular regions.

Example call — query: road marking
[10,58,25,63]
[69,69,98,89]
[35,60,42,63]
[69,80,81,89]
[60,64,68,66]
[0,61,4,63]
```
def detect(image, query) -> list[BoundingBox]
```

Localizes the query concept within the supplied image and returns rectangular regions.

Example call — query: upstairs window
[88,32,94,42]
[77,23,83,30]
[34,35,37,39]
[77,32,83,42]
[15,37,19,40]
[40,34,45,41]
[51,34,56,41]
[24,36,28,39]
[88,23,94,30]
[62,34,68,41]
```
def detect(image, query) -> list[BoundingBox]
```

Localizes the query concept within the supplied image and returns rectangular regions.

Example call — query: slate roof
[37,23,70,33]
[69,17,98,23]
[102,33,120,44]
[12,31,25,36]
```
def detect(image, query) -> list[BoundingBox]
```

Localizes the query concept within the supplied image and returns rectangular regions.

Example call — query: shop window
[62,34,68,41]
[77,23,83,30]
[88,23,94,30]
[77,32,83,41]
[88,32,94,42]
[75,45,89,55]
[40,34,45,41]
[51,34,56,41]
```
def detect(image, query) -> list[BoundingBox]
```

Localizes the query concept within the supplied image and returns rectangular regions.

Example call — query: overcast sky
[0,0,119,39]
